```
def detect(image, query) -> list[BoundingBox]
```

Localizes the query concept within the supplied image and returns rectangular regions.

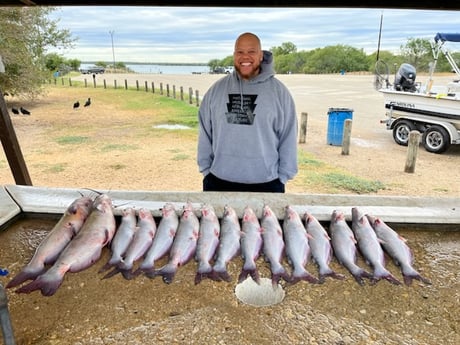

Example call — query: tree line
[1,7,459,99]
[209,38,460,75]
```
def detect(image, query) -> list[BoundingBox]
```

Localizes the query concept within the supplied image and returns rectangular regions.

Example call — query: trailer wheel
[392,120,415,146]
[422,125,450,154]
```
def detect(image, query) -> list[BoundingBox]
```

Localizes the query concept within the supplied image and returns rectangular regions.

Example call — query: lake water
[80,63,210,74]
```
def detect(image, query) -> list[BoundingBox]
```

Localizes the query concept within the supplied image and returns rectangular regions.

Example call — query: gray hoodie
[197,50,298,184]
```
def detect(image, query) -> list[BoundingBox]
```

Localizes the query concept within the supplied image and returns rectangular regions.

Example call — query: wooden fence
[47,77,201,107]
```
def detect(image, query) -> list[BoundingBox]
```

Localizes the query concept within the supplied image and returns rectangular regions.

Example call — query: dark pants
[203,173,285,193]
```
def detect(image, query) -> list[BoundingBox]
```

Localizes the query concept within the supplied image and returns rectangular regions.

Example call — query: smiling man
[197,32,298,193]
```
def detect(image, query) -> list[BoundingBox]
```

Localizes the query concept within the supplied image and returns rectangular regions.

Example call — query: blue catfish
[152,203,199,284]
[329,210,372,285]
[367,215,431,286]
[351,207,401,285]
[16,194,116,296]
[6,196,93,289]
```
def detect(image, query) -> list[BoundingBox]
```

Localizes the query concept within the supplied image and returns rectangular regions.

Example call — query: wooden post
[160,83,163,95]
[136,80,139,91]
[341,119,352,155]
[180,86,184,101]
[173,85,176,99]
[114,80,117,89]
[125,79,128,90]
[404,130,420,173]
[166,84,170,97]
[189,87,193,104]
[84,79,87,88]
[151,82,155,93]
[103,79,107,89]
[0,90,32,185]
[145,81,148,92]
[299,112,308,143]
[195,90,199,106]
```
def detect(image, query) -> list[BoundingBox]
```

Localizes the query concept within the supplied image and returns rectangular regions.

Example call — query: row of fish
[6,195,431,297]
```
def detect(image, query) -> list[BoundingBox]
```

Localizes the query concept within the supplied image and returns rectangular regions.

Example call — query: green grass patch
[108,164,127,170]
[323,172,385,194]
[55,136,89,145]
[100,144,139,152]
[43,163,67,173]
[172,153,190,161]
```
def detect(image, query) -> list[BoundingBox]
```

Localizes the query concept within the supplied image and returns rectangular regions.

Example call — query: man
[197,32,298,193]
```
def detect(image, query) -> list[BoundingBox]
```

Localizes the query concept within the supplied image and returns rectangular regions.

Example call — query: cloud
[49,7,460,63]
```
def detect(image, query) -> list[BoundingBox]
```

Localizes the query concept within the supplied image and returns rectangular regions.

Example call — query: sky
[48,7,460,63]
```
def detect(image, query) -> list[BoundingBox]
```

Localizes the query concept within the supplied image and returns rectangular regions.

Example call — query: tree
[400,37,432,72]
[0,7,75,98]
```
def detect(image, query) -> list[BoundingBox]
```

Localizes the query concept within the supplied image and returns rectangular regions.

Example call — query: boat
[375,33,460,154]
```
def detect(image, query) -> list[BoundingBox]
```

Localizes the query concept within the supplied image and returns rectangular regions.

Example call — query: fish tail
[403,271,432,286]
[102,267,121,279]
[6,268,44,289]
[194,271,213,285]
[98,261,115,273]
[373,267,402,285]
[290,266,320,285]
[318,267,346,283]
[152,263,177,284]
[120,269,136,280]
[131,267,149,278]
[350,268,373,286]
[271,271,292,286]
[210,269,232,282]
[238,268,260,285]
[15,274,63,297]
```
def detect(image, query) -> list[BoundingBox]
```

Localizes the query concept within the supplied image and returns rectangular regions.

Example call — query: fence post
[145,81,148,92]
[124,79,128,90]
[341,119,352,155]
[69,78,72,87]
[151,82,155,93]
[299,112,308,143]
[114,80,117,89]
[173,85,176,99]
[84,79,87,88]
[136,80,139,91]
[103,79,107,89]
[189,87,193,104]
[166,84,170,97]
[195,90,199,106]
[180,86,184,101]
[404,130,420,173]
[160,83,163,95]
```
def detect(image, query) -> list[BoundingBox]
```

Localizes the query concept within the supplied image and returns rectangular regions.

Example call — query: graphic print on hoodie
[226,94,258,125]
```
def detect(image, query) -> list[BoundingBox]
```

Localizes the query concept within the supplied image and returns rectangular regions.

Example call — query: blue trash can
[327,108,353,146]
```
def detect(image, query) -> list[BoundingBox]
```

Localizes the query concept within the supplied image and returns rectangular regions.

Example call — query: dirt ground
[0,74,459,345]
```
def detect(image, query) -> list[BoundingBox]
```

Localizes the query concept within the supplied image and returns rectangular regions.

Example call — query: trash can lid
[328,107,354,112]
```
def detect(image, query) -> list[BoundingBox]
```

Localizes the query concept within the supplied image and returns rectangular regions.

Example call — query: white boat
[376,33,460,153]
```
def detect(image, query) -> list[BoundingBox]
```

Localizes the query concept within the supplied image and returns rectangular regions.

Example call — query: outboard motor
[394,63,417,92]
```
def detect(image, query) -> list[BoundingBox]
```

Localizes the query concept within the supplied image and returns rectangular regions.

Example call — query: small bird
[84,98,91,107]
[11,107,19,115]
[20,107,30,115]
[73,101,80,109]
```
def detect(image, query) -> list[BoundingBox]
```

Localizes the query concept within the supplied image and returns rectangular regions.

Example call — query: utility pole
[109,30,115,72]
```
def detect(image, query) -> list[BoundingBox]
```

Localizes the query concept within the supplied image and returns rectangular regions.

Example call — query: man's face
[233,35,263,81]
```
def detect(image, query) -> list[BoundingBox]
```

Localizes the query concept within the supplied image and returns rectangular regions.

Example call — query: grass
[100,144,139,152]
[55,136,90,145]
[295,150,386,194]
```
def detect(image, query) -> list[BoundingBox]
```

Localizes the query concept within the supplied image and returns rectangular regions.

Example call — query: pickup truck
[80,66,105,74]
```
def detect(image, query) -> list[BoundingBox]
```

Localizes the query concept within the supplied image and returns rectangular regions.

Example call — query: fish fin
[210,269,232,282]
[15,275,63,297]
[271,270,292,286]
[121,269,135,280]
[6,268,45,289]
[403,272,431,286]
[319,270,346,283]
[102,267,121,279]
[238,268,260,285]
[290,271,320,285]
